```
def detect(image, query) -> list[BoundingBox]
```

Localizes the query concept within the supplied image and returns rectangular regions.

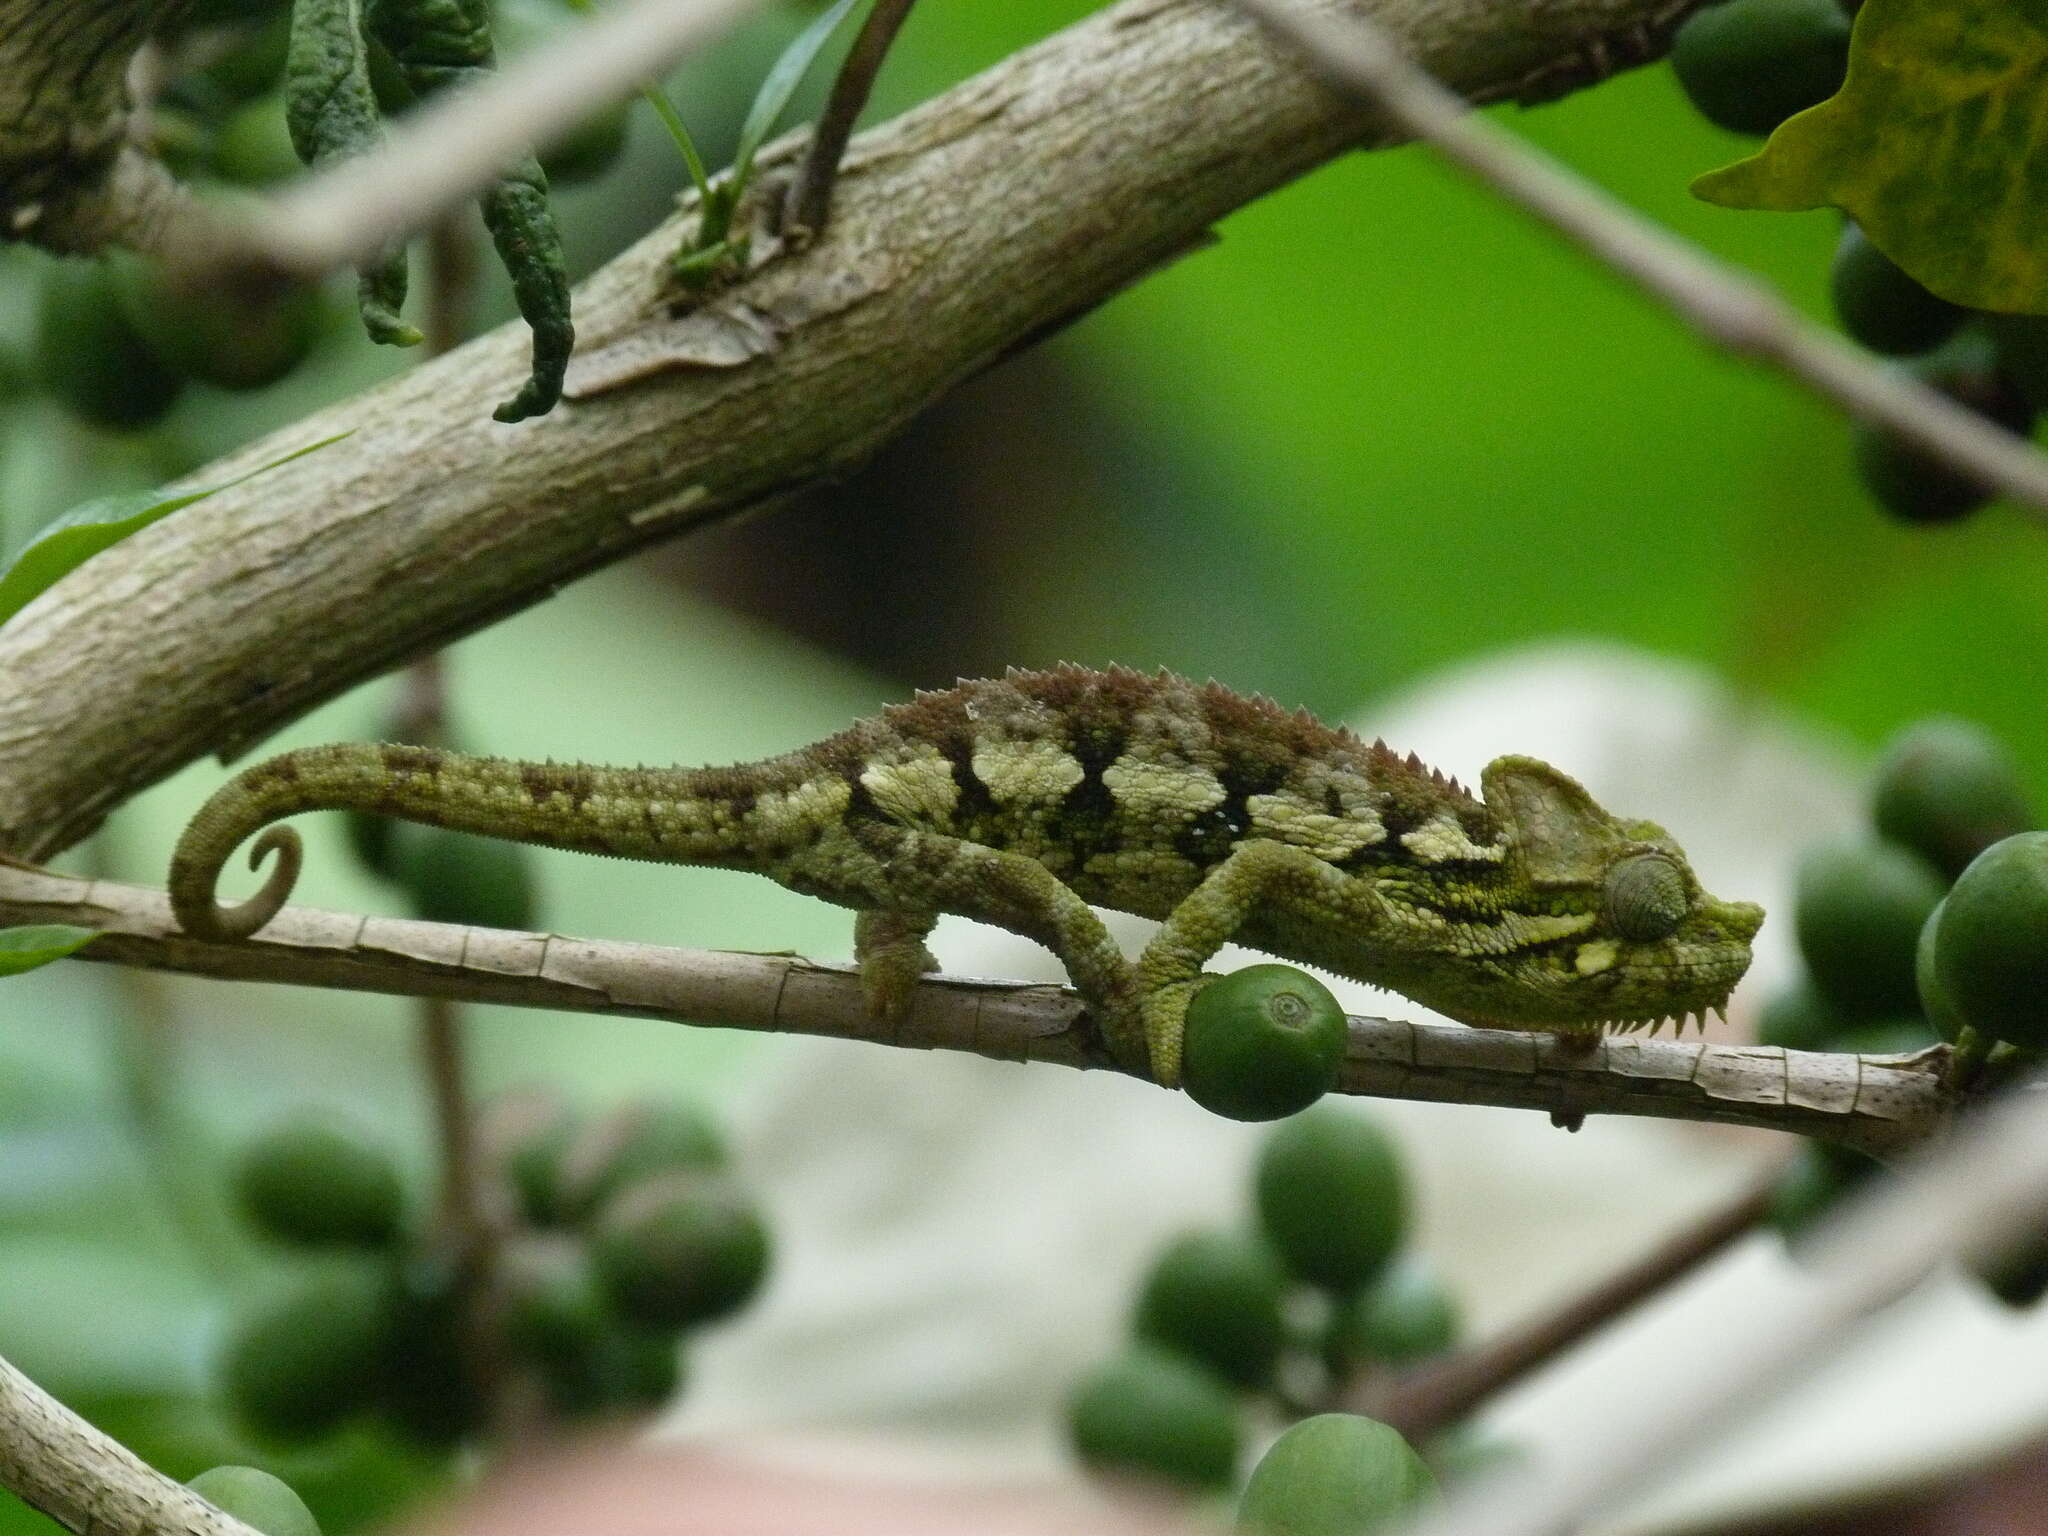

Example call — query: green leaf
[0,926,100,977]
[1692,0,2048,313]
[0,433,349,630]
[731,0,869,189]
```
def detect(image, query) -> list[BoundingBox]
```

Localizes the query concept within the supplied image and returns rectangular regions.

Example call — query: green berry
[212,92,303,186]
[1236,1414,1437,1536]
[591,1172,770,1330]
[1852,337,2036,526]
[234,1118,405,1248]
[1670,0,1849,136]
[187,1468,321,1536]
[1871,718,2034,881]
[1132,1231,1289,1391]
[569,1328,686,1415]
[1829,225,1964,357]
[1931,832,2048,1050]
[1182,965,1348,1122]
[557,1099,727,1221]
[1326,1256,1460,1370]
[1066,1345,1240,1493]
[386,821,539,930]
[1254,1105,1408,1294]
[501,1234,614,1374]
[32,258,185,430]
[1767,1141,1872,1244]
[479,1087,581,1225]
[1987,313,2048,411]
[220,1260,394,1443]
[380,1255,481,1447]
[107,246,322,393]
[1915,901,1965,1042]
[1974,1225,2048,1308]
[1792,839,1945,1018]
[1755,985,1850,1052]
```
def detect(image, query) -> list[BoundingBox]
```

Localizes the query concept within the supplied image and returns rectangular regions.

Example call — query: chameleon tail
[170,740,772,942]
[169,760,320,941]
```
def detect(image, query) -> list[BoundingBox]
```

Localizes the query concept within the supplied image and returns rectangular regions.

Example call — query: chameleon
[169,665,1764,1086]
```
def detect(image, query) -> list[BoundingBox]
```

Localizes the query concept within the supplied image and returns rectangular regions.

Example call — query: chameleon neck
[167,742,770,940]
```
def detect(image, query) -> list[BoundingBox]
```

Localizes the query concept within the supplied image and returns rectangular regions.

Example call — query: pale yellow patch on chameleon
[1247,792,1385,862]
[1102,754,1225,824]
[860,747,961,825]
[748,776,852,843]
[1575,938,1620,976]
[972,739,1084,805]
[1400,814,1505,864]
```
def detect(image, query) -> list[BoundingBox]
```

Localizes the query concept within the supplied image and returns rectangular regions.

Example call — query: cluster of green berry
[1067,1104,1491,1533]
[219,1092,769,1446]
[1669,0,2040,525]
[1760,717,2045,1292]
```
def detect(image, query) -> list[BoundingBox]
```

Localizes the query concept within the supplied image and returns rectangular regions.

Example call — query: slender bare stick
[782,0,918,239]
[1360,1164,1782,1442]
[1229,0,2048,521]
[0,863,1956,1157]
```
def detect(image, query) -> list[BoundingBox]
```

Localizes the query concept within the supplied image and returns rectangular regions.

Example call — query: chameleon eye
[1604,854,1689,943]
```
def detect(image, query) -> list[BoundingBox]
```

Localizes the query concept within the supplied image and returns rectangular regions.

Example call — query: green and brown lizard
[169,666,1763,1085]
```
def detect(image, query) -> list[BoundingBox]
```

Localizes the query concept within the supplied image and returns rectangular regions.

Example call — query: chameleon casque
[169,666,1763,1086]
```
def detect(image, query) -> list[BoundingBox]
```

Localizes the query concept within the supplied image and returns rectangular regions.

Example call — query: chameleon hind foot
[853,908,940,1024]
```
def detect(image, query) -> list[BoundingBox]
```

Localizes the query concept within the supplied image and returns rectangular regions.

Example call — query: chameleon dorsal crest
[1480,755,1629,887]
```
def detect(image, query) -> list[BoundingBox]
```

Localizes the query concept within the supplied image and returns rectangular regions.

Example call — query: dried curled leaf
[369,0,573,420]
[1692,0,2048,314]
[286,0,422,345]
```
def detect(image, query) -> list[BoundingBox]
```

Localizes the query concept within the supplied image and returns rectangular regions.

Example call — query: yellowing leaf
[1692,0,2048,314]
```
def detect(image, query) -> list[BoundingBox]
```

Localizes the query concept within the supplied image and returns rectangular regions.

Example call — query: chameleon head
[1397,756,1764,1034]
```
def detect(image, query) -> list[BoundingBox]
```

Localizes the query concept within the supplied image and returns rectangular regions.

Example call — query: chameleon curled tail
[168,740,744,944]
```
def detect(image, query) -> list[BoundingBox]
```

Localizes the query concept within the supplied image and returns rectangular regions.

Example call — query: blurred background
[4,1,2047,1532]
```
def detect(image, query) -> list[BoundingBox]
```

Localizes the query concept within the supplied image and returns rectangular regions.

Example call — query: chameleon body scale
[170,667,1763,1085]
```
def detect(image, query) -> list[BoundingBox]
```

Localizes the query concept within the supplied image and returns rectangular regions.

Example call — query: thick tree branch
[0,1355,259,1536]
[0,863,1953,1157]
[0,0,1704,860]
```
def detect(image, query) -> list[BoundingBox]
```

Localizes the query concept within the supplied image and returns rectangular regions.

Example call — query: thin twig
[1229,0,2048,521]
[1407,1086,2048,1536]
[782,0,918,239]
[1360,1163,1782,1442]
[424,219,483,358]
[170,0,768,284]
[0,863,1958,1157]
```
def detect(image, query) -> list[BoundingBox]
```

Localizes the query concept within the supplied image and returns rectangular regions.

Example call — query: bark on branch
[1,863,1954,1157]
[0,0,1705,860]
[0,1355,260,1536]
